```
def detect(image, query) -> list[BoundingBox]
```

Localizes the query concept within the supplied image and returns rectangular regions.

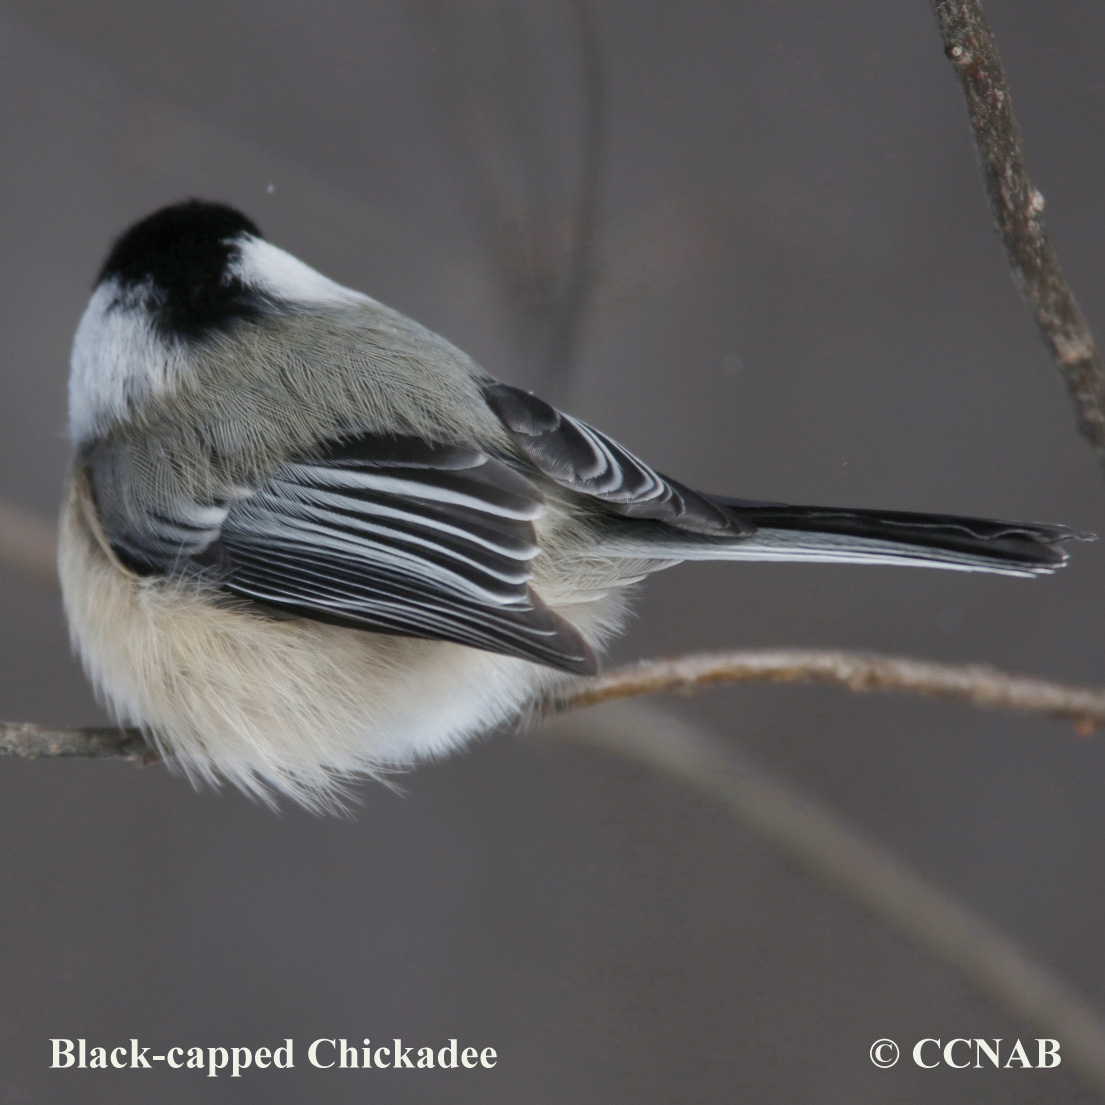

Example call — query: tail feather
[603,495,1092,578]
[712,497,1091,576]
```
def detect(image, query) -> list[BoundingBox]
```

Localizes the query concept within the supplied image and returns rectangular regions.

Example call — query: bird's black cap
[98,200,268,340]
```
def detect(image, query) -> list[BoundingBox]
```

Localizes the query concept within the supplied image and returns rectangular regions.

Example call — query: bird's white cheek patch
[68,283,185,446]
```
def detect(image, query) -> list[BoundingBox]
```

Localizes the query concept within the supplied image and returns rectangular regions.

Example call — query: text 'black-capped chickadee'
[60,200,1088,809]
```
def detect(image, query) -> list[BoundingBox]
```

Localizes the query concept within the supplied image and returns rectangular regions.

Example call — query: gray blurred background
[1,1,1104,1101]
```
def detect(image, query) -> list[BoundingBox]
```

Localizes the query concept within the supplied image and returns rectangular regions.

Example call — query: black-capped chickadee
[60,200,1087,808]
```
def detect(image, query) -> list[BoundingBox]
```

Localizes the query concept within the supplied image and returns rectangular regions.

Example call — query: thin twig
[0,723,152,763]
[544,0,606,382]
[410,0,604,394]
[931,0,1105,473]
[553,648,1105,732]
[6,647,1105,762]
[541,702,1105,1094]
[0,498,59,591]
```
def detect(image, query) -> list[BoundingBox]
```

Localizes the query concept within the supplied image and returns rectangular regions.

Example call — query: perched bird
[59,200,1085,808]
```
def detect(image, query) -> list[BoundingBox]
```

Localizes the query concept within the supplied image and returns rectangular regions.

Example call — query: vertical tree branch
[543,0,606,382]
[410,0,605,395]
[931,0,1105,475]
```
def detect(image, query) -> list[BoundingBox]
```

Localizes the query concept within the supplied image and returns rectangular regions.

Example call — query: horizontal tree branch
[5,647,1104,762]
[552,648,1105,732]
[0,723,153,763]
[931,0,1105,474]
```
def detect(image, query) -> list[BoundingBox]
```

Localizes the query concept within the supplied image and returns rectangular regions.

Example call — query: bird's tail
[608,496,1091,578]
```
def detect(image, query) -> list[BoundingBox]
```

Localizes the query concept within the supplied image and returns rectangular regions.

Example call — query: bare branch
[0,723,152,763]
[931,0,1105,473]
[541,702,1105,1094]
[0,498,59,591]
[6,647,1105,762]
[410,0,605,394]
[552,648,1105,731]
[544,0,606,382]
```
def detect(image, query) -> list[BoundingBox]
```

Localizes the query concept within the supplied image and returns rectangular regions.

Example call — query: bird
[58,199,1087,809]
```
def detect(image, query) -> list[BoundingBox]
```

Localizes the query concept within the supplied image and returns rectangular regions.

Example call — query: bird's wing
[481,382,1084,576]
[91,433,597,674]
[482,381,751,536]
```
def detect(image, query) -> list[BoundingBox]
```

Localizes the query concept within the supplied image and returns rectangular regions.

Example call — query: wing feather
[92,431,597,674]
[482,381,750,536]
